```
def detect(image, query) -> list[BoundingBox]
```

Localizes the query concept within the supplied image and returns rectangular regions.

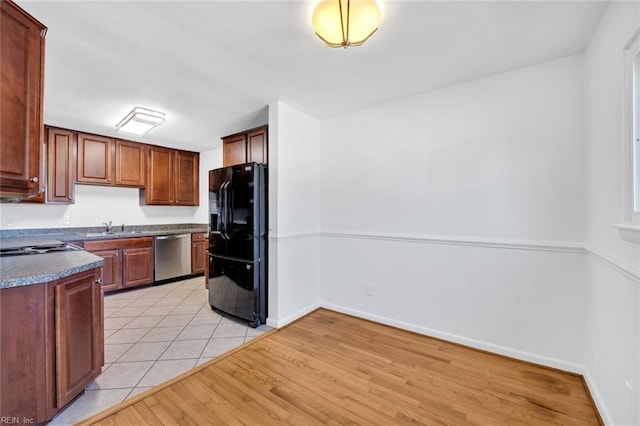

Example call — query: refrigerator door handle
[226,181,233,232]
[219,181,229,239]
[217,182,225,238]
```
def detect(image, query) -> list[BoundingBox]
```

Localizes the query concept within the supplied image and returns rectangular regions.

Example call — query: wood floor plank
[78,308,602,425]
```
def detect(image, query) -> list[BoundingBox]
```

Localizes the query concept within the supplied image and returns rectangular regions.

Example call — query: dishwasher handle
[156,234,190,240]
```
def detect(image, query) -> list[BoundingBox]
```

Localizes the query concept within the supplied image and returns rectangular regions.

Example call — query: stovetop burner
[0,243,81,257]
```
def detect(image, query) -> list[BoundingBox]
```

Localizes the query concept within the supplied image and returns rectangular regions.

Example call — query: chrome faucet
[103,221,113,233]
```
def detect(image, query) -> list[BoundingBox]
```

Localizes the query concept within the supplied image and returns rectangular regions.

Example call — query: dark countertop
[0,237,104,289]
[0,224,208,289]
[0,223,208,241]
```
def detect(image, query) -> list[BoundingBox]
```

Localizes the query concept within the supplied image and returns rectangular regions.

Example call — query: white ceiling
[16,0,608,153]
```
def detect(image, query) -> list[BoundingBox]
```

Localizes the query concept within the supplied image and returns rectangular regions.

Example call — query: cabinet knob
[29,176,39,183]
[96,278,102,284]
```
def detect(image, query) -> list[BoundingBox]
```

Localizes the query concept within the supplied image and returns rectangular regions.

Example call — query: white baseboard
[321,302,584,374]
[266,302,321,328]
[581,368,614,425]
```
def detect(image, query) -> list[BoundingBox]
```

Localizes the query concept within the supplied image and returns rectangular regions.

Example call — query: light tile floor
[49,276,271,425]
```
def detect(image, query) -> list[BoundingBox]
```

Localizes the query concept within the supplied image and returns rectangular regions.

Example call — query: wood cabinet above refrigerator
[222,125,268,166]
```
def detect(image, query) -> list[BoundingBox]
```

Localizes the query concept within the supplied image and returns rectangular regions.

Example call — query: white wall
[267,101,321,327]
[319,55,588,369]
[320,55,585,241]
[583,2,640,424]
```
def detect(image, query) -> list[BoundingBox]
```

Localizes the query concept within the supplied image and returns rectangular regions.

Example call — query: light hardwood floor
[78,309,602,425]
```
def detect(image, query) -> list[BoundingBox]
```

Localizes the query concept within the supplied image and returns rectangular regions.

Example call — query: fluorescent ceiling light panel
[116,107,165,136]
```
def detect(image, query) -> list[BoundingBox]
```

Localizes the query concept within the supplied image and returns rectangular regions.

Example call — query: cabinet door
[77,134,113,184]
[0,283,47,422]
[247,127,267,164]
[146,146,173,205]
[54,269,102,408]
[122,247,154,288]
[115,140,145,187]
[191,240,206,274]
[0,1,46,196]
[222,134,247,166]
[46,127,76,203]
[90,249,121,292]
[174,150,199,206]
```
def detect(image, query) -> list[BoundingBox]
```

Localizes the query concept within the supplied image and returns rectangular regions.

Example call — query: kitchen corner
[0,222,208,423]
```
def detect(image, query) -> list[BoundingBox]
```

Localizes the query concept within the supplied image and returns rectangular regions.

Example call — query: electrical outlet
[366,284,375,296]
[63,215,71,225]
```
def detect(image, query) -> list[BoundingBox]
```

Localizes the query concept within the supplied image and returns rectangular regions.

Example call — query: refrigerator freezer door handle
[211,253,259,264]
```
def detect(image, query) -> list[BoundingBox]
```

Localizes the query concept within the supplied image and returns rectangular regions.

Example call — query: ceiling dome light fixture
[312,0,380,48]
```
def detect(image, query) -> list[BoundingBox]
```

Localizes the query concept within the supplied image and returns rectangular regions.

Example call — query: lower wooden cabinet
[54,270,103,408]
[122,246,155,288]
[84,237,154,292]
[191,232,207,275]
[0,267,103,423]
[91,249,120,291]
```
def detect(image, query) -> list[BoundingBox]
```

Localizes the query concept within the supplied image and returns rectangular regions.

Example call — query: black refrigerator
[208,163,267,327]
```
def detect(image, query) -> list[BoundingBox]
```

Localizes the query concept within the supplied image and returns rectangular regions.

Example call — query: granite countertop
[0,223,208,289]
[0,223,208,242]
[0,237,104,289]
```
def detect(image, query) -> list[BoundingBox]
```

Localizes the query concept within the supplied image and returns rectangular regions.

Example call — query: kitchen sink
[79,231,142,237]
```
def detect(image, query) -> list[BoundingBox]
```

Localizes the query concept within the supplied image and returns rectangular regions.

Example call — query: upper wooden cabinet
[46,127,76,203]
[223,134,247,166]
[11,121,197,205]
[247,127,267,164]
[146,147,199,206]
[77,134,146,187]
[0,1,46,198]
[222,125,268,166]
[146,146,173,204]
[77,133,113,185]
[174,150,199,205]
[115,140,145,186]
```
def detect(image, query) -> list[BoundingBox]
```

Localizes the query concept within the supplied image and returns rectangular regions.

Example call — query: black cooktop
[0,243,81,257]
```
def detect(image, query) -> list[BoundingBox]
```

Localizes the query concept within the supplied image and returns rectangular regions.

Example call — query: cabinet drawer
[83,236,153,251]
[191,232,207,241]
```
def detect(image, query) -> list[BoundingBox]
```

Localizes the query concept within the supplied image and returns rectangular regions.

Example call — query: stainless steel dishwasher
[154,234,192,281]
